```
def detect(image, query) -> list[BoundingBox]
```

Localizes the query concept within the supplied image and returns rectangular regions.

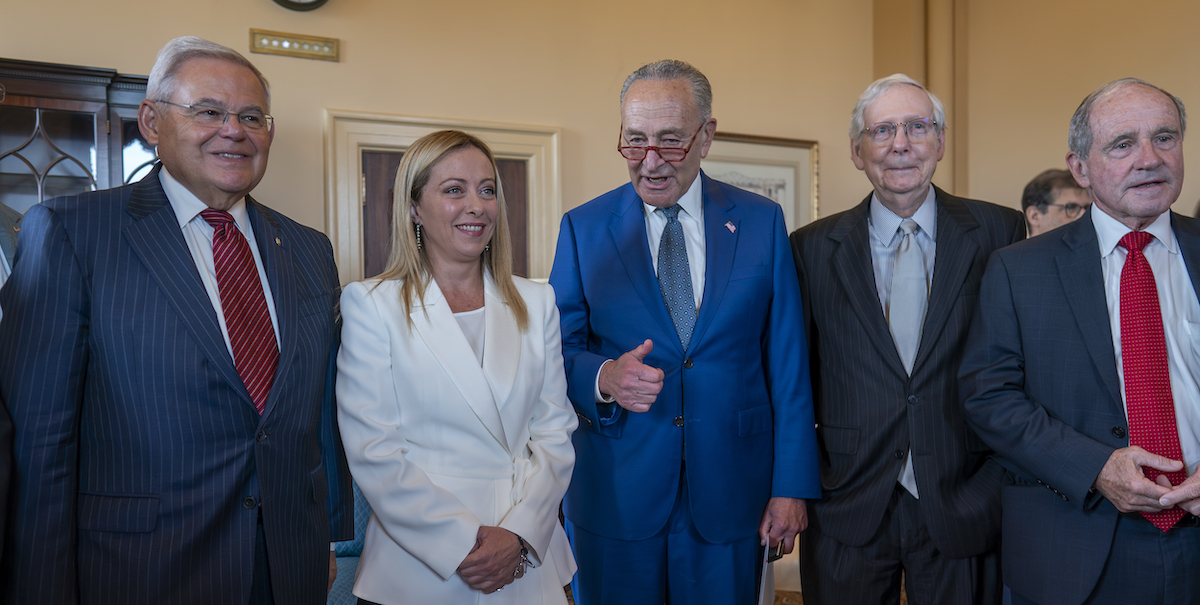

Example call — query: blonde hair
[376,130,528,331]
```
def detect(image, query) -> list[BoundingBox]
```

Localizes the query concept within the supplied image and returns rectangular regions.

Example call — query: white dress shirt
[595,176,707,402]
[1094,207,1200,476]
[160,167,280,355]
[867,186,937,498]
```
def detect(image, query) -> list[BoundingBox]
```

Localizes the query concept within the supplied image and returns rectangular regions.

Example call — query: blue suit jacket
[961,209,1200,605]
[0,166,353,604]
[550,173,820,544]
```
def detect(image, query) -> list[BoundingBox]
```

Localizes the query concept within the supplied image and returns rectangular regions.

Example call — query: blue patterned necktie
[657,205,697,349]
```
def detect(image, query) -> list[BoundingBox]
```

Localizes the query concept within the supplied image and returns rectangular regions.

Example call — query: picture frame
[702,132,819,231]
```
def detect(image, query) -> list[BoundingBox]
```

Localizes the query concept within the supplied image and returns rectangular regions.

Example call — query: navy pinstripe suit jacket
[0,166,354,604]
[961,209,1200,605]
[789,186,1024,559]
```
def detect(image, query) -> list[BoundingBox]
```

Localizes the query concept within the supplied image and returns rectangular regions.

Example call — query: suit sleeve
[764,207,821,499]
[0,204,86,603]
[319,248,354,542]
[549,212,624,435]
[335,282,480,580]
[960,251,1114,507]
[497,285,578,562]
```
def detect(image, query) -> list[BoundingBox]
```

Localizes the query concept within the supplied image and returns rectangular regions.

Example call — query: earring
[484,242,490,253]
[415,224,422,250]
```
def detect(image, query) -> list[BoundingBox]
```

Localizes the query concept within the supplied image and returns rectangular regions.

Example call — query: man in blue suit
[0,37,352,604]
[962,78,1200,605]
[550,59,820,605]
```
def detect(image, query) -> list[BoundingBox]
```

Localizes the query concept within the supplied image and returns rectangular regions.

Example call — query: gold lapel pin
[275,237,281,246]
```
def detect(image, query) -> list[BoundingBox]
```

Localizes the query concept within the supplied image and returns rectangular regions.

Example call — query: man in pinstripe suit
[0,37,352,604]
[789,74,1024,605]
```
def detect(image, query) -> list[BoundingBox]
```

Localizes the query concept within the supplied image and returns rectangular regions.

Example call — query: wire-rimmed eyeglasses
[1046,202,1089,219]
[863,118,937,144]
[156,100,274,132]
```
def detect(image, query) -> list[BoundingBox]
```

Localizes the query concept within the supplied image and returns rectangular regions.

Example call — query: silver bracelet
[514,535,531,576]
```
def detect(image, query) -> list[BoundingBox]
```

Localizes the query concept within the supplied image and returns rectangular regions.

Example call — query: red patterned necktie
[1119,230,1187,531]
[201,209,278,415]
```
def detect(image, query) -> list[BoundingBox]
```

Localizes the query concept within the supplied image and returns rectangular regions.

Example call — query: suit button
[256,430,268,442]
[907,395,919,405]
[894,450,905,459]
[1112,426,1126,439]
[674,416,685,427]
[243,496,257,509]
[683,358,694,369]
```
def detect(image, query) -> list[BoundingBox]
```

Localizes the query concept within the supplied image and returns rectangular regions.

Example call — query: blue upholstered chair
[327,482,372,605]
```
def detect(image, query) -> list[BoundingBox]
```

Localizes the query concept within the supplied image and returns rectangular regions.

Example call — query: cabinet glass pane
[0,106,98,211]
[121,117,156,184]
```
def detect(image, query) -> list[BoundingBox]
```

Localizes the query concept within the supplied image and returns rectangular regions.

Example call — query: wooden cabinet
[0,58,155,213]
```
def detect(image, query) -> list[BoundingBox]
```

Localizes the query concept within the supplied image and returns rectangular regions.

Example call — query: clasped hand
[599,339,664,413]
[1095,446,1200,515]
[457,526,525,594]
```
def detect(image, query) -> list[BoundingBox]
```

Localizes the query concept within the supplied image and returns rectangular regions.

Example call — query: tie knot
[658,205,683,221]
[899,219,919,236]
[200,209,236,229]
[1120,230,1154,253]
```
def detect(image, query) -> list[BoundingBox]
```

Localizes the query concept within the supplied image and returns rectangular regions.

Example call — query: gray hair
[849,74,946,142]
[620,59,713,124]
[146,36,271,109]
[1068,78,1186,160]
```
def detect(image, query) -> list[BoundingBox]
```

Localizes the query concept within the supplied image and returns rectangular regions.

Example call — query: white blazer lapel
[482,274,521,447]
[410,279,508,449]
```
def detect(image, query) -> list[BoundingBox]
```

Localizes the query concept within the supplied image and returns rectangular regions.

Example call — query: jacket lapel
[691,174,736,352]
[912,188,980,372]
[829,195,908,377]
[411,278,508,449]
[609,186,678,349]
[247,199,294,420]
[1173,212,1200,310]
[482,274,521,451]
[1058,211,1122,407]
[122,166,252,409]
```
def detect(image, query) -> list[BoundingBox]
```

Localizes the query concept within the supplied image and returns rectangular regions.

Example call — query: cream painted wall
[968,0,1200,214]
[2,0,876,244]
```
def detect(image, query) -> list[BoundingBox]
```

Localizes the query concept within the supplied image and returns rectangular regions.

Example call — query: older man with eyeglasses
[789,74,1025,605]
[549,59,820,605]
[0,37,353,604]
[1021,168,1092,236]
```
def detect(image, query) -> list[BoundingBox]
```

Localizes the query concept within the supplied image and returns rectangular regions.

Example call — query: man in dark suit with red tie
[790,74,1024,605]
[962,78,1200,605]
[0,37,352,604]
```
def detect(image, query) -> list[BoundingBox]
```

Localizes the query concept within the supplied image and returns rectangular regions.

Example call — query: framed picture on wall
[702,132,819,232]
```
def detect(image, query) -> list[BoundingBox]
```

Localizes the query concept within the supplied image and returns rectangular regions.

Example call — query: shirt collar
[1091,205,1177,257]
[642,172,704,219]
[159,166,251,230]
[869,186,937,245]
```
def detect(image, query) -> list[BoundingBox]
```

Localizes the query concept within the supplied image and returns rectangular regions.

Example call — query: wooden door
[361,150,528,279]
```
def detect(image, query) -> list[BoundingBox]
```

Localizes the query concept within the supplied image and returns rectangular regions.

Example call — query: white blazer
[337,274,578,604]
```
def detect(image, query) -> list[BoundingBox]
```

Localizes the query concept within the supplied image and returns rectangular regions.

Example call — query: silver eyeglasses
[863,118,937,143]
[156,100,274,132]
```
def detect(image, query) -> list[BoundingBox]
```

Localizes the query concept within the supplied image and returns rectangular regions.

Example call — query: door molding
[323,109,561,283]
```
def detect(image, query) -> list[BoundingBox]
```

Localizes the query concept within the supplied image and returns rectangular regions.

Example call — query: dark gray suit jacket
[0,202,19,266]
[961,208,1200,605]
[0,166,353,604]
[790,186,1024,558]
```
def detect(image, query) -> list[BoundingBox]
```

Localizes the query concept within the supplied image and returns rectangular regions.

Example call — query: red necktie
[201,209,278,415]
[1119,230,1187,531]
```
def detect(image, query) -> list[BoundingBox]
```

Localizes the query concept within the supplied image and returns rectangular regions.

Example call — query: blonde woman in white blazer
[336,130,577,605]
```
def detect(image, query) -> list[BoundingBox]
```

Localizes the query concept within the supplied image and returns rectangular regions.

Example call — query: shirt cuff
[594,359,616,403]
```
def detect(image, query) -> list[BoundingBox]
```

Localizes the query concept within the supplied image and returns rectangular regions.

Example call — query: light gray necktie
[889,218,927,498]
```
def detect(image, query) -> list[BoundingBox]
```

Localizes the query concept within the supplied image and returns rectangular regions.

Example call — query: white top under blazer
[336,273,578,604]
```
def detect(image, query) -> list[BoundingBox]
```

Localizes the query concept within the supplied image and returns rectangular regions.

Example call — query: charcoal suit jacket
[789,186,1024,558]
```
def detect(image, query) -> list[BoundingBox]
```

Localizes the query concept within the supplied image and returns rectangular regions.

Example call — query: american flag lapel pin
[725,221,736,234]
